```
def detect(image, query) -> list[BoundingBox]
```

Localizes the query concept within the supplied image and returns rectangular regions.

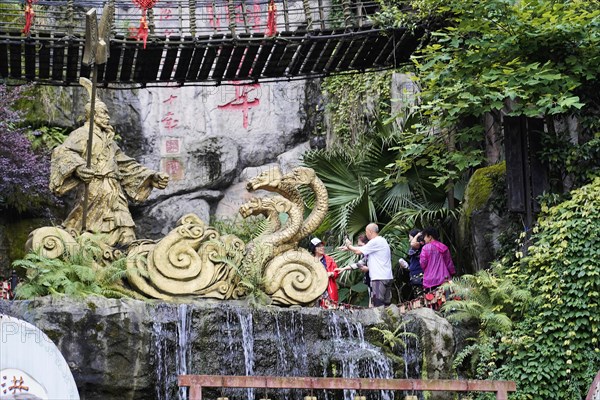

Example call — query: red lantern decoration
[22,0,36,35]
[265,0,277,37]
[131,0,158,48]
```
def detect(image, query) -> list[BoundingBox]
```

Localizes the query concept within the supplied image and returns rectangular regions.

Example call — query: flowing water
[153,304,177,400]
[153,304,412,400]
[153,319,169,400]
[327,313,394,400]
[177,304,192,400]
[236,308,255,399]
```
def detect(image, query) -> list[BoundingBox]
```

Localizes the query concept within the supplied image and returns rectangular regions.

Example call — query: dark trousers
[371,280,393,307]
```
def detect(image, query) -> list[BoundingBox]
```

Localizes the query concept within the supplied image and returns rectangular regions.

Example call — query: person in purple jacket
[419,227,456,290]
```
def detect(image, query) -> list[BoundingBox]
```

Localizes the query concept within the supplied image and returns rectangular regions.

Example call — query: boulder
[458,162,516,273]
[0,298,460,400]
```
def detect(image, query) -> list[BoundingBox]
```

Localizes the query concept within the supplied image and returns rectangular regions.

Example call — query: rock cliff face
[20,79,322,245]
[0,297,457,400]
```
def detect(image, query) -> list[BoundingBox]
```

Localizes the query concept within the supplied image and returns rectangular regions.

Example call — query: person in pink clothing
[419,227,456,290]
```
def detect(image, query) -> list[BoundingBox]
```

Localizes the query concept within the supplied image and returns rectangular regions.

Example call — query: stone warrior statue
[49,79,169,247]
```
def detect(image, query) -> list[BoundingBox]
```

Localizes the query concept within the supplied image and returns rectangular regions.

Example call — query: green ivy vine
[495,177,600,399]
[321,70,393,148]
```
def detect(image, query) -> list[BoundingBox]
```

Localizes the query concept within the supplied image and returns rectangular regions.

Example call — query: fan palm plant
[304,118,465,243]
[303,118,468,304]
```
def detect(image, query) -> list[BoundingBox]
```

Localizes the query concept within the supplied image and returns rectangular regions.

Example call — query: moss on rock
[462,161,506,218]
[458,162,507,272]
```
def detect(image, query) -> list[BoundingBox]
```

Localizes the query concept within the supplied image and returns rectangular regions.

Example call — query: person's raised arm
[343,238,364,255]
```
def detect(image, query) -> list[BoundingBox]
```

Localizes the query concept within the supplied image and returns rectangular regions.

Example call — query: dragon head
[246,166,283,192]
[238,195,292,219]
[239,197,264,218]
[282,167,315,186]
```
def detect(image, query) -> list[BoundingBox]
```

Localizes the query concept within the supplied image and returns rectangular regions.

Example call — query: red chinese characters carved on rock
[218,83,260,129]
[161,111,179,131]
[165,138,180,154]
[159,8,172,20]
[164,158,184,180]
[163,94,178,105]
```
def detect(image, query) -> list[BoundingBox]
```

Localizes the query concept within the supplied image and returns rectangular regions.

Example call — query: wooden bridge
[0,0,425,87]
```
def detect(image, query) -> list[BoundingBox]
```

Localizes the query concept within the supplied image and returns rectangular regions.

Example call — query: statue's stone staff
[81,6,112,231]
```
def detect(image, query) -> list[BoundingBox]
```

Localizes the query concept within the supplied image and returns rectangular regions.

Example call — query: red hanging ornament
[136,14,149,48]
[131,0,158,48]
[22,0,36,35]
[265,0,277,37]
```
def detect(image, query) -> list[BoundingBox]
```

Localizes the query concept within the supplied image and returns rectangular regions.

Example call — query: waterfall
[177,304,192,400]
[227,308,254,399]
[402,322,422,399]
[153,319,169,400]
[403,322,421,378]
[272,310,310,400]
[327,312,395,400]
[151,303,420,400]
[274,310,309,376]
[152,303,193,400]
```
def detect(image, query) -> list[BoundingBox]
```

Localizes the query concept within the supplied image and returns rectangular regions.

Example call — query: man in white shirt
[343,223,393,307]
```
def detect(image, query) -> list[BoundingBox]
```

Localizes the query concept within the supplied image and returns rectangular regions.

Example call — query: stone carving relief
[126,166,328,305]
[26,81,329,306]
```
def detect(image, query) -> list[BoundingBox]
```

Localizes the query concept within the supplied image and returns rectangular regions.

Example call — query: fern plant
[441,269,531,381]
[441,270,531,337]
[27,125,68,150]
[235,242,273,306]
[207,238,273,307]
[13,234,147,300]
[210,215,271,243]
[370,308,417,374]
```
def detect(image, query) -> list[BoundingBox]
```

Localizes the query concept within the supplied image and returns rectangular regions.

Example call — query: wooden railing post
[189,385,202,400]
[178,375,517,398]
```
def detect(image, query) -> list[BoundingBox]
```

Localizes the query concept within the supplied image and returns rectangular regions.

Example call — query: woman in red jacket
[309,237,340,308]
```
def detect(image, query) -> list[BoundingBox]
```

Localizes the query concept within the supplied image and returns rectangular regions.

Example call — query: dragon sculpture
[26,165,329,306]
